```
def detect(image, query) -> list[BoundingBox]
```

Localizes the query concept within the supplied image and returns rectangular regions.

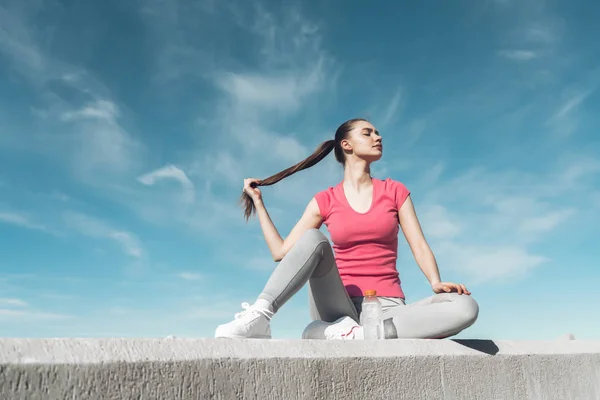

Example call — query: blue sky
[1,0,599,340]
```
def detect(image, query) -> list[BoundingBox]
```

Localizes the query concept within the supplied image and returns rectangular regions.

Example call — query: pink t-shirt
[314,178,410,298]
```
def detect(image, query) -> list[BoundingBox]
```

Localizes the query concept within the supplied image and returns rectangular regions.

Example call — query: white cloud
[108,231,143,258]
[436,242,549,284]
[553,91,590,119]
[0,3,45,79]
[413,159,598,284]
[61,100,143,176]
[0,3,113,97]
[203,7,336,203]
[379,89,403,127]
[138,164,195,204]
[0,4,144,181]
[130,4,334,233]
[525,26,557,44]
[420,205,462,239]
[0,308,70,321]
[215,69,325,112]
[0,293,69,322]
[251,6,323,68]
[176,272,203,281]
[52,192,70,202]
[547,90,591,137]
[498,50,537,61]
[0,211,51,233]
[493,2,563,71]
[191,151,243,186]
[0,298,27,307]
[61,100,118,122]
[128,5,336,235]
[518,209,575,235]
[63,212,143,258]
[558,158,600,186]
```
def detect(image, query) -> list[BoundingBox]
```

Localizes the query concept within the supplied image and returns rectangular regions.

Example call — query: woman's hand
[243,178,263,204]
[432,282,471,295]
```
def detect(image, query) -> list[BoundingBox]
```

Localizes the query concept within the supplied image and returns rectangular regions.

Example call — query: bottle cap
[364,289,377,297]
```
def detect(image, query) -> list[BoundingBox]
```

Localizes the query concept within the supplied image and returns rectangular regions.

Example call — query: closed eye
[361,128,380,137]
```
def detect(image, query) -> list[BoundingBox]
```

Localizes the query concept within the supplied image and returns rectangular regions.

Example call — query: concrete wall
[1,338,599,399]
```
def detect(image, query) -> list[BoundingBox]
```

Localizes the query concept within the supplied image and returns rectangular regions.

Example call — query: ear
[340,138,352,152]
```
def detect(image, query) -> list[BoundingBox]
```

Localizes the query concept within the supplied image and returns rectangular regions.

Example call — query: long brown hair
[241,118,367,220]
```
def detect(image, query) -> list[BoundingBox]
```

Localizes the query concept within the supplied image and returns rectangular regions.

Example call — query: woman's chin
[369,152,383,161]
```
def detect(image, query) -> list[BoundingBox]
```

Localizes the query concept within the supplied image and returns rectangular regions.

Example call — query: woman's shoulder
[375,177,409,191]
[314,183,341,219]
[314,184,338,199]
[375,177,411,207]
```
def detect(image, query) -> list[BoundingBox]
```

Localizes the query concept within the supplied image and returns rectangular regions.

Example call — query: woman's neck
[343,160,372,192]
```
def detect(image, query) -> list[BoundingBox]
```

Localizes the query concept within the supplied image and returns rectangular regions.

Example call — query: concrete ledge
[1,338,600,399]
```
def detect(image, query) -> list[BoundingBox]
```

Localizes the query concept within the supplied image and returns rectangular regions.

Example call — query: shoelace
[234,302,274,320]
[328,324,360,340]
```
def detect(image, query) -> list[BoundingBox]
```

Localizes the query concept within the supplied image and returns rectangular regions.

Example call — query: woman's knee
[453,294,479,328]
[297,228,329,248]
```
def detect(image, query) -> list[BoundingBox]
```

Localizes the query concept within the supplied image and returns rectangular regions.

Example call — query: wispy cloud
[63,212,143,258]
[138,0,218,83]
[420,205,462,239]
[138,164,195,204]
[524,26,557,44]
[0,211,51,233]
[0,3,45,80]
[493,1,562,69]
[553,91,590,120]
[517,208,575,235]
[498,49,537,61]
[0,308,70,321]
[203,7,337,202]
[415,158,597,283]
[559,158,600,186]
[131,3,337,235]
[60,100,144,176]
[0,4,144,182]
[216,70,325,112]
[135,5,341,236]
[0,298,27,307]
[436,242,549,284]
[61,100,118,123]
[548,90,592,137]
[0,294,69,323]
[176,272,203,281]
[0,3,111,96]
[379,89,403,127]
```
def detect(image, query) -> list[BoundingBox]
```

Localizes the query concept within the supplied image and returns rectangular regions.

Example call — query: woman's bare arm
[255,197,322,261]
[398,196,442,285]
[398,195,470,294]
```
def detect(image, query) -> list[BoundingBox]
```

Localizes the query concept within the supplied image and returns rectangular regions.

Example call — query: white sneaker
[214,302,273,339]
[302,316,363,340]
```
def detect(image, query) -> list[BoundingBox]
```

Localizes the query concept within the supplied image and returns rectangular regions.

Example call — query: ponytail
[241,139,336,220]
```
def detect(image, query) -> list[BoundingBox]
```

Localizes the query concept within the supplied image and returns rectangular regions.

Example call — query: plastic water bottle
[360,289,383,339]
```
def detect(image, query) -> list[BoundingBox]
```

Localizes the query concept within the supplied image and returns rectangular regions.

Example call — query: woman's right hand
[243,178,263,204]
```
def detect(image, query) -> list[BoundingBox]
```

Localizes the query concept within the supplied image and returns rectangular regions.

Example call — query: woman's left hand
[432,282,471,295]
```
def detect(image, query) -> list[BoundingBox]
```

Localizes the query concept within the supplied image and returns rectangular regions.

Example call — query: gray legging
[257,228,479,339]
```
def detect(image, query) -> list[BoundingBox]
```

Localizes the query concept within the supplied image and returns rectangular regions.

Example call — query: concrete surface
[1,338,600,399]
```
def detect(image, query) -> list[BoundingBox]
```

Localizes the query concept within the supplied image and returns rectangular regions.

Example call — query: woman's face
[342,120,383,162]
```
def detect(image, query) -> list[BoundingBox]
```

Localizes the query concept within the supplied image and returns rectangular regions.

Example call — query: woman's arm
[256,198,322,261]
[245,179,323,262]
[398,195,470,295]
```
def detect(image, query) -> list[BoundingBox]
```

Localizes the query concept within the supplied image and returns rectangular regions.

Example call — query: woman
[215,118,478,340]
